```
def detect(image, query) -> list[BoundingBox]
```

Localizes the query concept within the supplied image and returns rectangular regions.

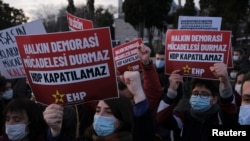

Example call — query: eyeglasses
[191,91,212,99]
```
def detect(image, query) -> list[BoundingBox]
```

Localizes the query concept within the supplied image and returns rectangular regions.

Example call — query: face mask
[155,60,165,69]
[233,55,239,61]
[5,123,28,140]
[2,89,13,100]
[234,84,242,95]
[239,105,250,125]
[93,115,116,136]
[189,95,211,112]
[230,72,237,79]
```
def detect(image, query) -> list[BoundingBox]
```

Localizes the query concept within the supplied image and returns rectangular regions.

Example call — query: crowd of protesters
[0,44,250,141]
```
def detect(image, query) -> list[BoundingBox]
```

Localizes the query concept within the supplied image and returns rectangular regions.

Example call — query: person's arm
[122,71,155,141]
[210,63,238,125]
[156,70,183,124]
[43,104,63,140]
[210,63,233,101]
[137,44,163,113]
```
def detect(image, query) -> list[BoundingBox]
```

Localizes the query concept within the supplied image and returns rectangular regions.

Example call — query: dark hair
[83,96,133,139]
[104,96,133,131]
[233,48,244,55]
[242,71,250,89]
[235,68,250,85]
[190,78,219,97]
[3,99,47,141]
[0,76,7,92]
[236,68,250,78]
[155,48,165,55]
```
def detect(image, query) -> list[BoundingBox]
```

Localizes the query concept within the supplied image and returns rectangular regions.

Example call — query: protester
[232,48,250,70]
[233,68,250,107]
[156,62,238,141]
[2,79,13,105]
[138,44,176,141]
[0,76,7,135]
[43,70,158,141]
[43,104,77,141]
[12,78,32,99]
[137,44,163,113]
[154,48,168,93]
[228,66,239,85]
[0,99,48,141]
[238,71,250,125]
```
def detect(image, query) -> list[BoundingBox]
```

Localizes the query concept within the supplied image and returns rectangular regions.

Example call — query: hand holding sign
[168,70,184,92]
[43,104,64,137]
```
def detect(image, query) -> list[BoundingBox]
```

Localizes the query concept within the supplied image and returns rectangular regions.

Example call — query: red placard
[66,11,93,31]
[15,27,118,106]
[165,29,231,80]
[113,38,142,74]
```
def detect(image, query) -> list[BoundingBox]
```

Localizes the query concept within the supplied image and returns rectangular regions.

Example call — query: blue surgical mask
[5,123,29,140]
[155,60,165,69]
[93,115,116,136]
[239,105,250,125]
[189,96,211,112]
[3,89,13,100]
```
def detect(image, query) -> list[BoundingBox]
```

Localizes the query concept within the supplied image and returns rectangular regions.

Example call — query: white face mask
[239,105,250,125]
[2,89,13,100]
[233,55,239,61]
[234,84,242,95]
[230,72,237,79]
[5,123,29,140]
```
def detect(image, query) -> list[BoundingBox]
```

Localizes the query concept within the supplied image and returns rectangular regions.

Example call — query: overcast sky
[4,0,199,21]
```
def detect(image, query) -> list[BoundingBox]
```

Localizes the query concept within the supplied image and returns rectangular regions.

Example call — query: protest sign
[113,38,142,74]
[0,19,46,78]
[66,11,93,31]
[178,16,222,31]
[165,29,231,80]
[178,16,233,68]
[15,27,118,106]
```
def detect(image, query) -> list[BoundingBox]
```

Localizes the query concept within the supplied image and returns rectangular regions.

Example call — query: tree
[34,4,58,32]
[95,7,115,39]
[122,0,172,45]
[0,0,28,29]
[33,0,115,35]
[199,0,249,46]
[67,0,76,14]
[87,0,95,22]
[171,0,198,29]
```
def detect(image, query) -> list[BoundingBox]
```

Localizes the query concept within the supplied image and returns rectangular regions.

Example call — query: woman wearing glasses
[156,62,238,141]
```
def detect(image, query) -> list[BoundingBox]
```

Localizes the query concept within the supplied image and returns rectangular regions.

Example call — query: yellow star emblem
[183,64,191,74]
[52,90,65,104]
[127,65,133,71]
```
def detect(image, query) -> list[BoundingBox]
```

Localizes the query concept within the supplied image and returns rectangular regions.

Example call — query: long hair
[3,99,47,141]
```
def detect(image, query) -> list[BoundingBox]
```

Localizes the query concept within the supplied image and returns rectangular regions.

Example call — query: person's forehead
[97,100,109,108]
[155,54,165,58]
[242,81,250,92]
[237,74,244,81]
[233,51,240,55]
[6,111,28,119]
[193,84,210,91]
